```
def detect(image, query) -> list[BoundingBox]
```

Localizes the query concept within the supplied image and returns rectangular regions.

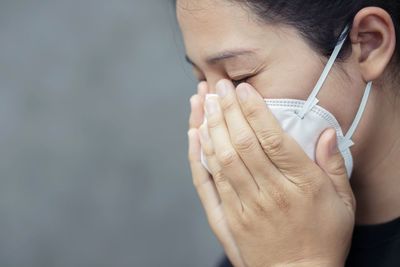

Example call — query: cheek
[250,61,325,100]
[251,36,327,99]
[318,82,362,134]
[252,58,363,136]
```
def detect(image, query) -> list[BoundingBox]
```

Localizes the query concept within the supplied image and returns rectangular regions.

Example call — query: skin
[178,0,400,266]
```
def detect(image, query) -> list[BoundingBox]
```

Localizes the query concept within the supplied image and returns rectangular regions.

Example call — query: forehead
[175,0,313,73]
[176,0,256,36]
[176,0,244,22]
[176,0,272,60]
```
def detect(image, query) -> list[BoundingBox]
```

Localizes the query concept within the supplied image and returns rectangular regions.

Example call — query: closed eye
[232,78,247,87]
[231,75,254,87]
[197,75,253,88]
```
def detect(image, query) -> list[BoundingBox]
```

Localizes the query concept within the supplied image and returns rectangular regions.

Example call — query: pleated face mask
[200,25,372,178]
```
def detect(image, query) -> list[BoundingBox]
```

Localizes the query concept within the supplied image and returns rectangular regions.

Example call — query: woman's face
[177,0,370,167]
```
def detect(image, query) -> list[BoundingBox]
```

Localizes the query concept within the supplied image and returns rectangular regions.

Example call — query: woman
[178,0,400,266]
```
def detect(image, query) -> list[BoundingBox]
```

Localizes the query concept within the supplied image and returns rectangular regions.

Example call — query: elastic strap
[298,25,350,119]
[338,81,373,151]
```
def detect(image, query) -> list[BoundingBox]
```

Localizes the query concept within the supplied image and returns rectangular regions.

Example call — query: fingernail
[205,97,218,115]
[237,84,249,101]
[216,80,229,98]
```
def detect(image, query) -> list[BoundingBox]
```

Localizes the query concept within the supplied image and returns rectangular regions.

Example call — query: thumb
[316,128,355,210]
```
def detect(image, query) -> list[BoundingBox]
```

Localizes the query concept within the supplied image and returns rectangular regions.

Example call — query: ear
[349,7,396,82]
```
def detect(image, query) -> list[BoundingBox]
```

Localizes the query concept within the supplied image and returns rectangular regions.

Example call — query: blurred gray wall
[0,1,223,266]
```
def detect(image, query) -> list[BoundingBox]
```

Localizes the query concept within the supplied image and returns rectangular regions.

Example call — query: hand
[187,82,247,267]
[197,79,356,267]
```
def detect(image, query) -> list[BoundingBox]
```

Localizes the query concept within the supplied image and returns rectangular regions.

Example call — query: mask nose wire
[297,25,350,119]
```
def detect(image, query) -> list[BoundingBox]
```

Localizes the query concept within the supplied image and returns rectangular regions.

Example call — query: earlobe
[350,7,396,82]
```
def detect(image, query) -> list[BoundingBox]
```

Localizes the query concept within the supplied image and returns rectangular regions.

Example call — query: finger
[198,123,243,212]
[316,128,356,211]
[189,94,205,129]
[197,81,208,99]
[197,81,207,124]
[188,128,221,213]
[215,79,283,190]
[189,128,246,267]
[204,95,259,204]
[236,82,321,186]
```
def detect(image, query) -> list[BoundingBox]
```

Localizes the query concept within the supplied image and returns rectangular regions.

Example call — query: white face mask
[200,26,372,178]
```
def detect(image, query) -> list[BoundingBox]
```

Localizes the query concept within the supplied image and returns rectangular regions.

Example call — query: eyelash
[198,76,252,88]
[231,77,250,87]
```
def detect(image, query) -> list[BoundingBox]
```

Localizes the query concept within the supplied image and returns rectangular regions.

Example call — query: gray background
[0,0,223,266]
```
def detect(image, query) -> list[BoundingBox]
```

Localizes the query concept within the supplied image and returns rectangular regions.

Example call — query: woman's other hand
[187,82,247,267]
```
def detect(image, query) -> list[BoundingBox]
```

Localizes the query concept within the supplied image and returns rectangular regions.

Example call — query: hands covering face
[187,80,356,267]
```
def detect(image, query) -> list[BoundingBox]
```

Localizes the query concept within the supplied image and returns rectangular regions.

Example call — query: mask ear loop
[297,25,350,119]
[338,81,372,151]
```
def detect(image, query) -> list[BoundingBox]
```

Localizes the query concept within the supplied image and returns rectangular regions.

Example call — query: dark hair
[230,0,400,64]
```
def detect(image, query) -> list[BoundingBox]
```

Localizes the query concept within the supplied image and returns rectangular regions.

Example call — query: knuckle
[229,212,252,234]
[192,171,207,188]
[296,175,324,196]
[300,182,320,194]
[192,175,205,192]
[244,104,264,120]
[213,169,229,187]
[258,130,284,156]
[232,131,256,153]
[251,197,270,218]
[188,148,198,164]
[329,155,347,177]
[216,149,239,168]
[205,115,220,130]
[220,96,236,112]
[202,144,214,157]
[267,189,290,213]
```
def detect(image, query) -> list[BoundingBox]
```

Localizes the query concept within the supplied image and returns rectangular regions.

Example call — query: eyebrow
[185,49,257,67]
